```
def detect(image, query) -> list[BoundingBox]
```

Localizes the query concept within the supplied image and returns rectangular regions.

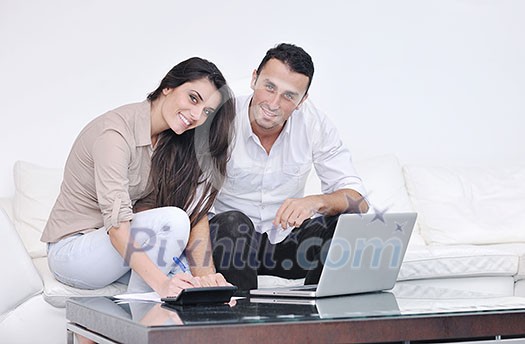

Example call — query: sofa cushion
[258,244,521,289]
[354,155,425,247]
[404,165,525,245]
[399,244,519,281]
[485,243,525,282]
[307,154,425,246]
[0,294,66,343]
[354,155,414,213]
[13,161,63,258]
[0,208,43,316]
[296,154,426,247]
[33,257,128,308]
[305,154,413,213]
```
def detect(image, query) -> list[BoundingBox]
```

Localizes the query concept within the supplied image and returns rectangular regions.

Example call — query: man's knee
[210,211,255,239]
[210,211,258,270]
[212,211,252,226]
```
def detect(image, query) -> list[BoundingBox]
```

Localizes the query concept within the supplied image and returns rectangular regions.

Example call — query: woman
[41,57,236,298]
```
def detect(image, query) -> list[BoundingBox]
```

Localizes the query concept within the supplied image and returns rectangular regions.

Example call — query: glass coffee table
[66,283,525,344]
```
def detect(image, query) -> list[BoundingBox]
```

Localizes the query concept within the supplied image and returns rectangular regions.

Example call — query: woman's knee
[134,206,190,237]
[152,207,191,254]
[162,206,190,229]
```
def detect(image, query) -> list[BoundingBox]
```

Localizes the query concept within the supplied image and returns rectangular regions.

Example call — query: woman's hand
[194,272,231,287]
[158,272,201,298]
[195,273,237,307]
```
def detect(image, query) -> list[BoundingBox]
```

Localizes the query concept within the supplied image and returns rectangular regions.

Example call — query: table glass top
[67,282,525,328]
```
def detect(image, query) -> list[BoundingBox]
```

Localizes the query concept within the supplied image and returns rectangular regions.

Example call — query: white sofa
[2,155,525,343]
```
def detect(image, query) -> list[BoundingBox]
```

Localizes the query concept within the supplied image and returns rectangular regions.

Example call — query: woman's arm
[108,221,199,297]
[185,216,229,286]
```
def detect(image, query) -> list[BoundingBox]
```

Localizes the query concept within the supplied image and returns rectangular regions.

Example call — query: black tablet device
[161,286,238,306]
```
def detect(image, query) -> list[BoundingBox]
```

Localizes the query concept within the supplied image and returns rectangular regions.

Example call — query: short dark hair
[256,43,315,93]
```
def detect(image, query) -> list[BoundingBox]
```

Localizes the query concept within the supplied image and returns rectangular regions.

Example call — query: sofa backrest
[305,154,426,246]
[305,154,414,213]
[13,161,63,258]
[404,164,525,245]
[9,155,427,258]
[354,154,414,214]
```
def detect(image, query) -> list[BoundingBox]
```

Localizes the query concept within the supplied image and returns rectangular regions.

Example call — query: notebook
[250,212,417,298]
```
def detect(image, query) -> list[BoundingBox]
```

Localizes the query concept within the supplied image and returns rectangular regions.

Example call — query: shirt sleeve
[311,113,367,198]
[92,129,134,231]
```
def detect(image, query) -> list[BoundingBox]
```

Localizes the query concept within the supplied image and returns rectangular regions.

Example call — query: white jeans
[47,207,190,292]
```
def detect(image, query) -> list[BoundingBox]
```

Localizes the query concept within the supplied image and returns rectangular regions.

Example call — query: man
[210,43,369,291]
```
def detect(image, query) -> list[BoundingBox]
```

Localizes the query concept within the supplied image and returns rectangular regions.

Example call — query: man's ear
[250,69,258,91]
[296,93,308,110]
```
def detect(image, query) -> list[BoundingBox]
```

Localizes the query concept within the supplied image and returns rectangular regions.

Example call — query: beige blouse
[41,101,154,243]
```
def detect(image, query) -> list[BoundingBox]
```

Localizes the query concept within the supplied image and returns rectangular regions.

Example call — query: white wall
[1,0,524,197]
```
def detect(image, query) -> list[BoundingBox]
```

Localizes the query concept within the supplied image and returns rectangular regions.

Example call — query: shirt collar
[242,96,256,144]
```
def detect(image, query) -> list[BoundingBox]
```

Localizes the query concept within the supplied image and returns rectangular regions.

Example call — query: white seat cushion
[257,245,520,290]
[483,243,525,281]
[0,209,43,317]
[400,244,519,281]
[33,257,128,308]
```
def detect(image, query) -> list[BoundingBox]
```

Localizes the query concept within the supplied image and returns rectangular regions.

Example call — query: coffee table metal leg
[66,322,119,344]
[67,326,74,344]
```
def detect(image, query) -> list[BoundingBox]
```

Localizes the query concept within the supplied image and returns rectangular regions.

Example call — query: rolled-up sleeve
[92,129,134,230]
[312,115,367,197]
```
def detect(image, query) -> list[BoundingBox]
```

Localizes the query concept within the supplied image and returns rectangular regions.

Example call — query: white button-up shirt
[213,95,366,243]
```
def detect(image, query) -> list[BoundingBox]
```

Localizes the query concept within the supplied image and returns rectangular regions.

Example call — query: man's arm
[272,103,369,230]
[274,188,369,230]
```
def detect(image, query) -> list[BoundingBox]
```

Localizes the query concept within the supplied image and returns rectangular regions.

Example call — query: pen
[173,256,188,273]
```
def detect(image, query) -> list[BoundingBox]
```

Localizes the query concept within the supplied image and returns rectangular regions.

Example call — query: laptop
[250,212,417,298]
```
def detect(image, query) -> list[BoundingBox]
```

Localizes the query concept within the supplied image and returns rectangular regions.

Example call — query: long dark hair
[144,57,235,227]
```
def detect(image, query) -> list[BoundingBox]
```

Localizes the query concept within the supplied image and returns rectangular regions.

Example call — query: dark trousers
[209,211,340,291]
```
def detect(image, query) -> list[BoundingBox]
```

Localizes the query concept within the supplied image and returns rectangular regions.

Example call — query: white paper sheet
[113,291,161,302]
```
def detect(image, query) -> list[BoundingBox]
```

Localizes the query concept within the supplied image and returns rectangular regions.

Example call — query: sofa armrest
[0,208,43,317]
[0,197,13,223]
